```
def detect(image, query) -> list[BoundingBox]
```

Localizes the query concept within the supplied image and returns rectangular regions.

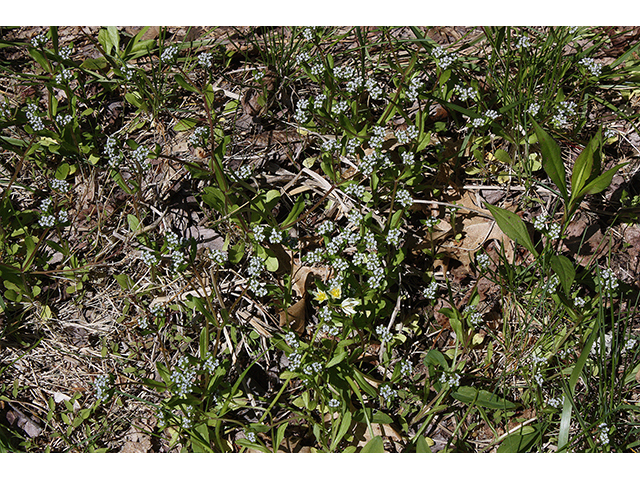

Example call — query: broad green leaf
[360,435,385,453]
[416,435,432,453]
[570,134,597,196]
[452,386,517,410]
[485,203,538,257]
[550,255,575,296]
[173,118,197,132]
[274,422,288,452]
[330,410,352,451]
[494,148,512,164]
[326,349,348,368]
[532,119,567,203]
[576,163,627,197]
[107,26,119,54]
[281,195,305,229]
[497,426,539,453]
[126,214,140,233]
[114,274,132,291]
[175,74,199,93]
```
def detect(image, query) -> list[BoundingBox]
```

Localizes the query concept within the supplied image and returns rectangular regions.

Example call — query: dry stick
[413,199,495,219]
[379,273,403,365]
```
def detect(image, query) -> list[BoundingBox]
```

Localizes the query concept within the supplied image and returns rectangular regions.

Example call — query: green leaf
[485,203,538,257]
[114,274,132,291]
[576,163,627,197]
[570,135,596,196]
[126,214,140,233]
[452,386,517,410]
[326,349,348,368]
[173,118,198,132]
[494,148,512,164]
[532,119,567,203]
[360,435,385,453]
[175,74,199,94]
[416,435,432,453]
[550,255,575,296]
[228,240,244,264]
[497,426,540,452]
[281,195,305,229]
[330,410,352,451]
[274,422,288,452]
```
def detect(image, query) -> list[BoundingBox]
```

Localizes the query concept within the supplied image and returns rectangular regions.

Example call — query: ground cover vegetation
[1,26,640,452]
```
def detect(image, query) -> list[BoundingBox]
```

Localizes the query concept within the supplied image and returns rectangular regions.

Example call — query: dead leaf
[279,296,307,334]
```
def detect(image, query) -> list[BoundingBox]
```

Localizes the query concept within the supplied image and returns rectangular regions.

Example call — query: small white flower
[340,298,360,316]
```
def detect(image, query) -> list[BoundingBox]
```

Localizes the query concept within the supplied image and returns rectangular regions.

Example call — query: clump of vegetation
[1,26,639,452]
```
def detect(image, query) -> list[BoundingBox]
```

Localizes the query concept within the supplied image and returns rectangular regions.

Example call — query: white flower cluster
[137,316,149,329]
[245,431,257,443]
[161,45,178,64]
[599,268,618,296]
[202,355,219,375]
[476,252,491,270]
[31,33,47,49]
[59,45,72,61]
[55,69,73,84]
[0,102,11,119]
[94,374,111,402]
[26,103,44,131]
[574,296,587,308]
[598,423,609,445]
[301,27,315,41]
[50,178,70,193]
[170,357,197,397]
[423,281,438,300]
[470,109,498,129]
[333,65,358,81]
[317,220,335,236]
[395,125,418,145]
[38,197,60,228]
[320,323,340,336]
[295,51,311,65]
[527,354,547,386]
[181,406,194,429]
[150,303,164,318]
[302,361,323,376]
[395,188,413,208]
[56,113,73,128]
[294,98,311,124]
[533,215,561,241]
[591,333,613,357]
[198,52,212,68]
[165,232,186,272]
[547,396,562,408]
[515,35,531,49]
[140,249,159,266]
[456,85,476,102]
[527,102,540,116]
[401,151,415,166]
[131,145,151,170]
[328,398,340,408]
[440,371,460,388]
[322,138,340,153]
[208,248,228,265]
[579,57,602,77]
[376,325,393,343]
[121,64,135,82]
[423,216,440,229]
[228,164,253,181]
[104,136,123,168]
[406,77,423,103]
[247,255,267,296]
[466,305,483,327]
[386,228,403,248]
[379,384,397,402]
[551,100,576,129]
[346,137,360,155]
[310,61,325,76]
[332,100,349,115]
[400,360,413,378]
[313,93,327,110]
[432,46,457,70]
[622,337,637,355]
[188,126,209,149]
[365,78,384,100]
